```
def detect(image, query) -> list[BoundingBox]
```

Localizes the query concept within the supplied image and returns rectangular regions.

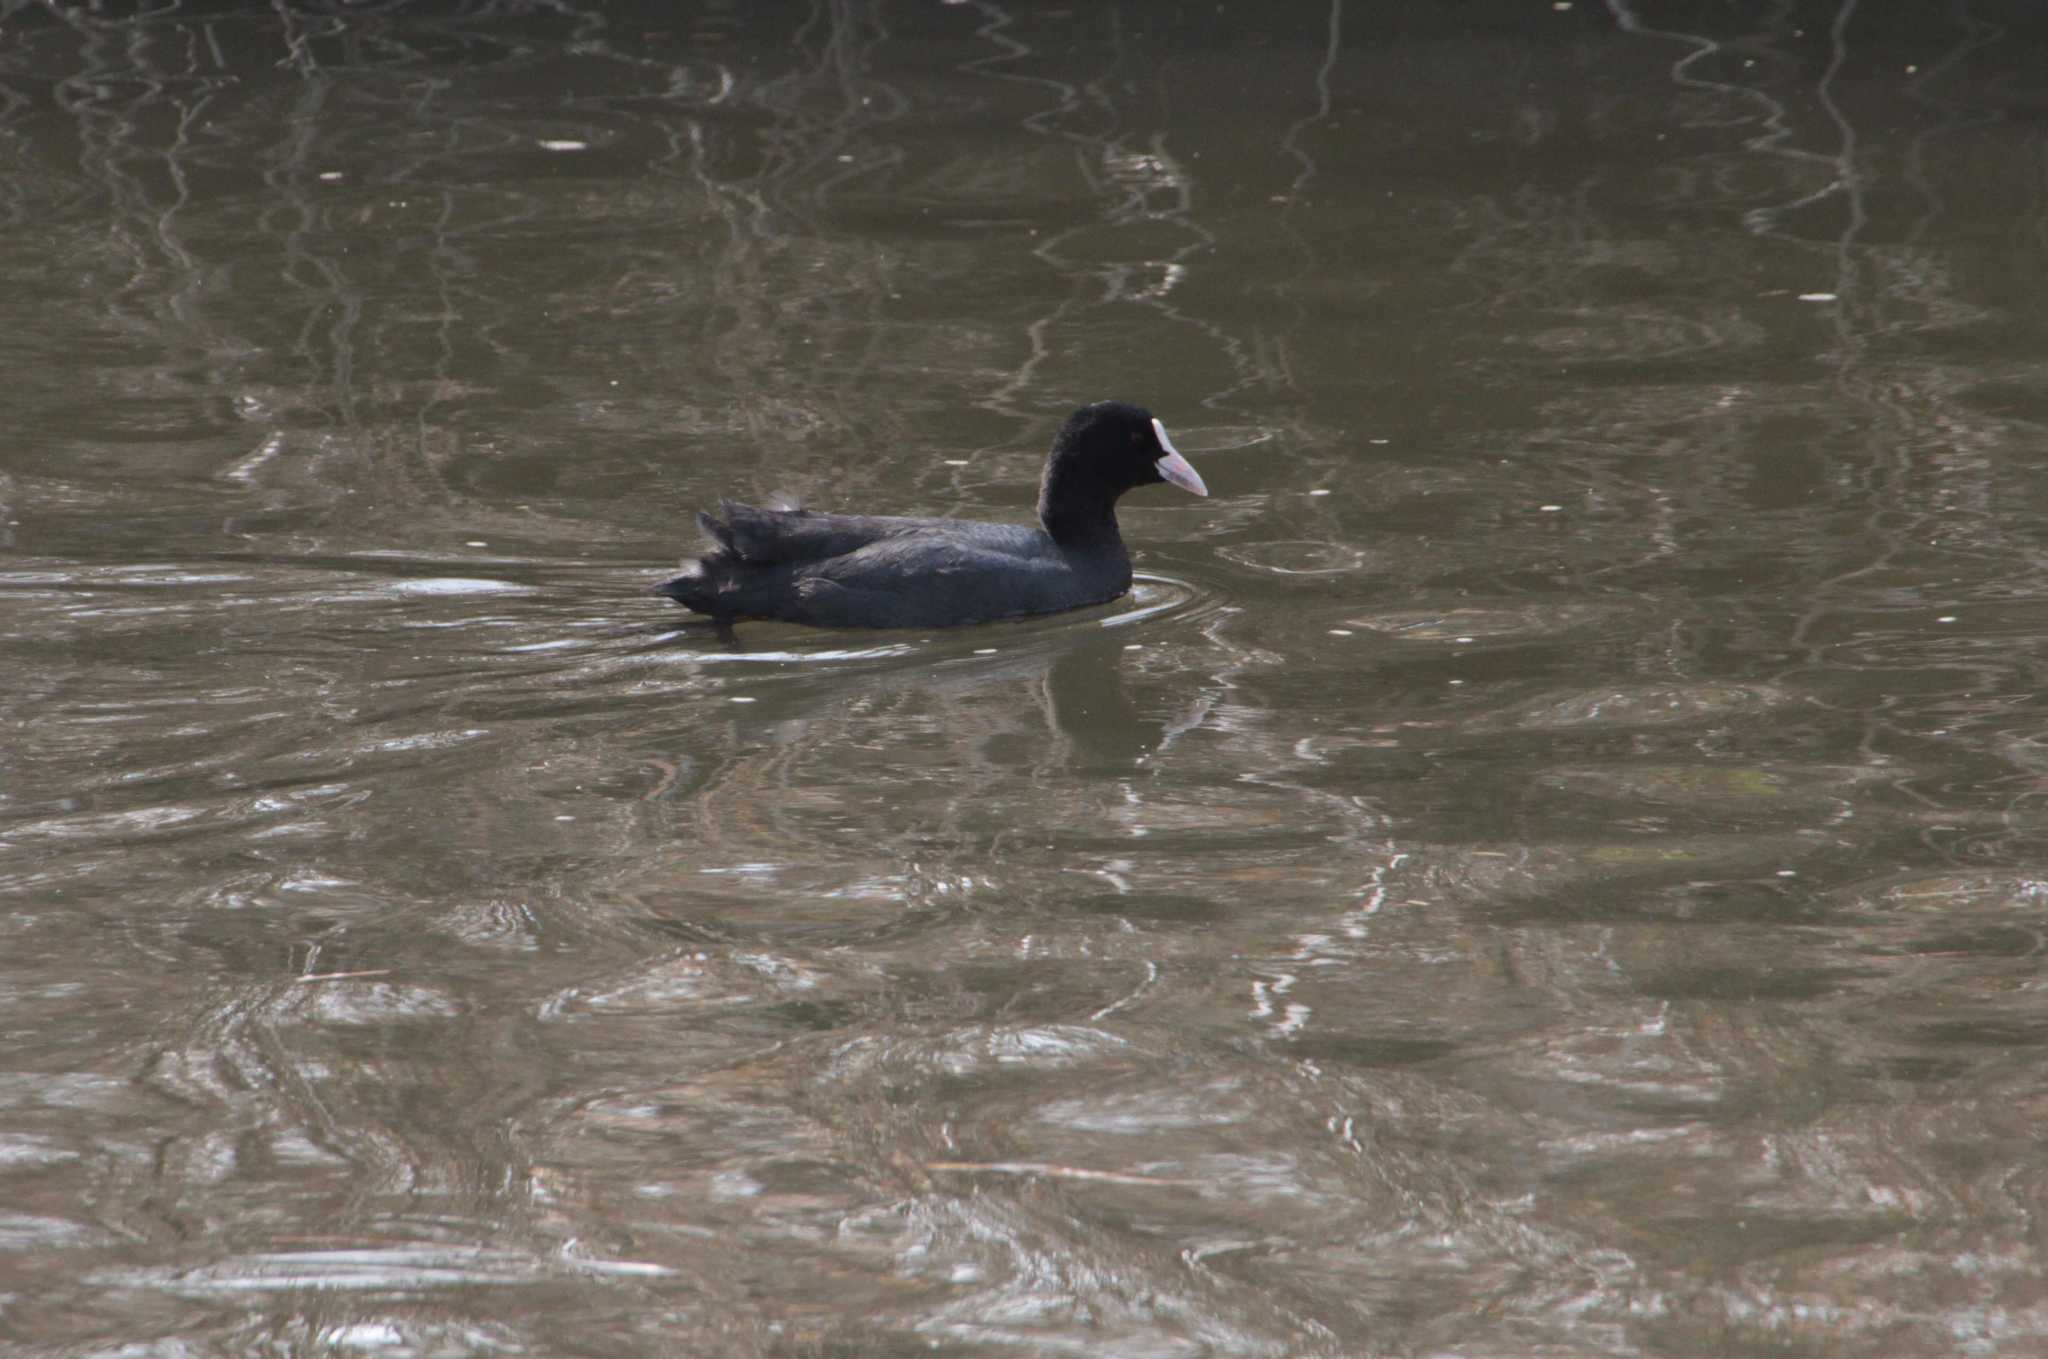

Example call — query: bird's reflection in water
[1044,633,1163,771]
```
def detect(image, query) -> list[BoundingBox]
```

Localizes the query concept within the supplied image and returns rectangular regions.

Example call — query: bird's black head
[1038,400,1207,547]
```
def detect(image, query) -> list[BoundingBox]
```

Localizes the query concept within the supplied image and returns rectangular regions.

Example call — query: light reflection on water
[5,1,2048,1355]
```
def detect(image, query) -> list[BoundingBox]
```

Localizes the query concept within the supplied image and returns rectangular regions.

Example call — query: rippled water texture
[6,1,2048,1354]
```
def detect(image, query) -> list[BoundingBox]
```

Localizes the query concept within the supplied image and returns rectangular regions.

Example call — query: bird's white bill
[1151,418,1209,497]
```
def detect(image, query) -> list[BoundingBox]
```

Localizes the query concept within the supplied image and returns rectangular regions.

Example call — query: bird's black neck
[1038,475,1124,552]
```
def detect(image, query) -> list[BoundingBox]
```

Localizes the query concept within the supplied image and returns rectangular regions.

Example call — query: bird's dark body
[660,505,1131,629]
[655,401,1206,631]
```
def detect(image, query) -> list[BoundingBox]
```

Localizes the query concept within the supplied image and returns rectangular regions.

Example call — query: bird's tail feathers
[696,506,739,560]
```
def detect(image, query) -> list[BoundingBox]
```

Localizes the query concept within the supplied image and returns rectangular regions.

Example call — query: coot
[656,401,1208,629]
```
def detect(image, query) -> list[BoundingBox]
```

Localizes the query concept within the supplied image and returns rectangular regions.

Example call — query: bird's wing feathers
[702,502,932,567]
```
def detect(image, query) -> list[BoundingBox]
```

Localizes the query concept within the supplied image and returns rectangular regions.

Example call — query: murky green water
[6,1,2048,1354]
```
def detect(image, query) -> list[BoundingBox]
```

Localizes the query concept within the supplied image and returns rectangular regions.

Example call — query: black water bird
[656,401,1209,630]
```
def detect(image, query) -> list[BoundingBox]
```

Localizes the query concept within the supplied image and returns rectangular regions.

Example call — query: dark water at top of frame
[5,1,2048,1354]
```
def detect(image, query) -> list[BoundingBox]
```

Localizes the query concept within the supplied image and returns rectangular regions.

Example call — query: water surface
[6,2,2048,1355]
